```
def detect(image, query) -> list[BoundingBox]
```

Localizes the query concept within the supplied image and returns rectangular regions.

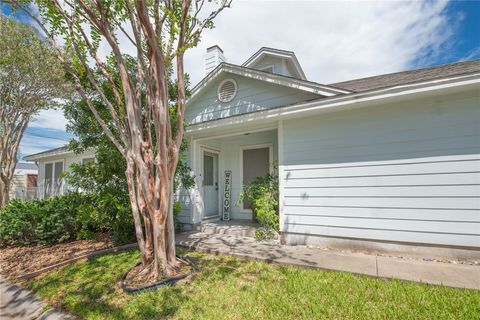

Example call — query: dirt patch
[0,235,113,280]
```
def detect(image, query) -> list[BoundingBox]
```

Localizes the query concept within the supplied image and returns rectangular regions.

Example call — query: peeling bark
[10,0,232,280]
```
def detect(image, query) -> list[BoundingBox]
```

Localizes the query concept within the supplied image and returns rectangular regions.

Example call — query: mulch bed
[0,235,114,280]
[121,256,193,293]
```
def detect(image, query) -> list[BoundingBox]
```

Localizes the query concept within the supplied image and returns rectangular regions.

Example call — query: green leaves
[237,166,280,240]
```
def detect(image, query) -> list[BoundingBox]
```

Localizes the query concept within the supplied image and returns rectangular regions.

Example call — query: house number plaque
[222,170,232,221]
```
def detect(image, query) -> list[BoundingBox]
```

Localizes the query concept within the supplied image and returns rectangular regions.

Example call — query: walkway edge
[0,275,76,319]
[176,232,480,290]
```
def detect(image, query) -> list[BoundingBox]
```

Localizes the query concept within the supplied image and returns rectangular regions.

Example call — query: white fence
[11,180,67,201]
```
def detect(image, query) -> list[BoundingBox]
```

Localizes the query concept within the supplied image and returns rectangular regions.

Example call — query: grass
[27,248,480,320]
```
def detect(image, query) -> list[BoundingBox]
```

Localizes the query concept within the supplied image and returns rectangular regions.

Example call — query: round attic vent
[217,79,237,102]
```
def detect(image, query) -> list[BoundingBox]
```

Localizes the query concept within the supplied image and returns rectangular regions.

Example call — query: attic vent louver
[217,79,237,102]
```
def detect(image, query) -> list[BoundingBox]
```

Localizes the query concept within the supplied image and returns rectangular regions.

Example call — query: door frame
[200,145,221,219]
[239,143,273,213]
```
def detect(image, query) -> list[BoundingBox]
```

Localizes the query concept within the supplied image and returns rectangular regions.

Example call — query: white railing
[11,180,68,201]
[12,186,39,201]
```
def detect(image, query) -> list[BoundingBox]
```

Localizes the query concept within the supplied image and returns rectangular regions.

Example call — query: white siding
[186,74,318,125]
[37,149,96,197]
[10,175,25,199]
[249,56,287,76]
[281,90,480,248]
[183,130,278,224]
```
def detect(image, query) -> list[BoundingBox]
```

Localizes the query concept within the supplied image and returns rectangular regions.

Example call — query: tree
[0,16,67,207]
[9,0,231,279]
[62,56,194,242]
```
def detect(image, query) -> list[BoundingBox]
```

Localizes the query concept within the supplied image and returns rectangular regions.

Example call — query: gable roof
[24,145,70,161]
[242,47,307,80]
[15,162,38,172]
[330,60,480,92]
[189,62,351,103]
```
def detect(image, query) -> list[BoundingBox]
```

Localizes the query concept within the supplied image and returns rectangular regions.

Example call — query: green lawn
[27,248,480,320]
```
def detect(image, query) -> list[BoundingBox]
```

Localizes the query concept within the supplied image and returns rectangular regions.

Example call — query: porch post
[277,120,285,239]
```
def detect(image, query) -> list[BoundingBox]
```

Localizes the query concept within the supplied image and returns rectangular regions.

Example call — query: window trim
[43,160,64,197]
[239,143,273,213]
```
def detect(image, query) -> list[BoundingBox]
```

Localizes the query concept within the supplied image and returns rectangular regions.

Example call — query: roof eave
[186,72,480,134]
[188,63,350,104]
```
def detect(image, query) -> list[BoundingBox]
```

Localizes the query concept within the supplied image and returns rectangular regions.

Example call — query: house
[24,46,480,259]
[24,146,95,198]
[179,46,480,258]
[10,162,38,200]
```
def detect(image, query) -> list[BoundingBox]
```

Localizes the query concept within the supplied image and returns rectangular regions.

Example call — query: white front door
[203,151,218,217]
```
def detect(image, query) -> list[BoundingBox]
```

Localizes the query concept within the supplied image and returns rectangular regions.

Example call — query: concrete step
[199,221,259,237]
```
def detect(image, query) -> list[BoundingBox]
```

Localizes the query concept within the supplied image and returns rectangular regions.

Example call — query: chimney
[205,45,226,75]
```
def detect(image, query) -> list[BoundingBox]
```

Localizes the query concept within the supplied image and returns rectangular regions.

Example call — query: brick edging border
[17,243,138,280]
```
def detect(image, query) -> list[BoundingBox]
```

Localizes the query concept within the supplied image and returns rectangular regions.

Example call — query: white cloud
[184,0,456,85]
[19,132,67,159]
[18,0,460,158]
[29,108,68,131]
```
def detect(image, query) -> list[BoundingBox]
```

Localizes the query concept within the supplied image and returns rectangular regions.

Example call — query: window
[44,161,64,197]
[242,147,271,209]
[217,79,237,102]
[259,65,275,74]
[82,157,95,165]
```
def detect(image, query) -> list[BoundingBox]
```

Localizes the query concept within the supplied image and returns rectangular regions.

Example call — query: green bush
[237,167,279,240]
[0,191,135,246]
[0,193,84,245]
[173,201,183,231]
[76,189,135,244]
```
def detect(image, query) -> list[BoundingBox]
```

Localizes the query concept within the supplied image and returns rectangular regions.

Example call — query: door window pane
[54,161,63,180]
[44,163,53,197]
[203,154,214,186]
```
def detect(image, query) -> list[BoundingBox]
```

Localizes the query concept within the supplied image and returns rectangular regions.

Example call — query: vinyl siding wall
[181,130,278,224]
[281,90,480,248]
[186,74,318,125]
[37,149,96,197]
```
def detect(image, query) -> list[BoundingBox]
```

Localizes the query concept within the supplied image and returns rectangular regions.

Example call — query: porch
[196,220,260,237]
[178,125,278,229]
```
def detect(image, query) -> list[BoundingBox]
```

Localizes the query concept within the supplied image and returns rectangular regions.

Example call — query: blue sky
[3,0,479,160]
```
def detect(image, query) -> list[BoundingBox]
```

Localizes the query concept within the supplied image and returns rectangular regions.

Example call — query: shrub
[0,193,84,246]
[76,189,135,244]
[173,201,183,231]
[237,167,279,240]
[0,191,135,246]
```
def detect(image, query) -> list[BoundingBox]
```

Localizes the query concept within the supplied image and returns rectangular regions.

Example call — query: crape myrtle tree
[10,0,231,279]
[0,16,67,207]
[63,56,194,234]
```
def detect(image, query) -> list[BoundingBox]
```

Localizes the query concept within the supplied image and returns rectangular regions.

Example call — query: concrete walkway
[176,231,480,290]
[0,275,75,320]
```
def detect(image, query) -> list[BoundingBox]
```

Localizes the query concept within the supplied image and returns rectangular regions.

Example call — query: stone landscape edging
[16,243,138,280]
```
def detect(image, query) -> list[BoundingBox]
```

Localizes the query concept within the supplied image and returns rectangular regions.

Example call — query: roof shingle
[330,60,480,92]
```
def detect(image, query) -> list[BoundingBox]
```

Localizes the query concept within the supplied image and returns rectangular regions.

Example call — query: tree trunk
[0,176,10,208]
[124,155,178,279]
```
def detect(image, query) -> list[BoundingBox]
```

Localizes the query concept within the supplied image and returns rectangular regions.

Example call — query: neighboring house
[10,162,38,200]
[179,46,480,257]
[24,146,95,198]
